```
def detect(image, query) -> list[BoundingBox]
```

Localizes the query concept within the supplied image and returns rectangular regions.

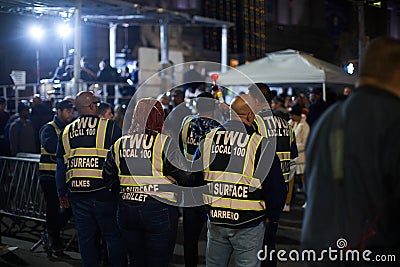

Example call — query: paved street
[0,194,305,267]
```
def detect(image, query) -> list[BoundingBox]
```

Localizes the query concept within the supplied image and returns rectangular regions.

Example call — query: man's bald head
[75,91,99,115]
[230,94,255,126]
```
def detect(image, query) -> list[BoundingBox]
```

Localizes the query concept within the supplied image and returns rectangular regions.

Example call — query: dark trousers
[39,179,72,247]
[69,194,127,267]
[183,206,207,267]
[117,200,178,267]
[261,222,278,267]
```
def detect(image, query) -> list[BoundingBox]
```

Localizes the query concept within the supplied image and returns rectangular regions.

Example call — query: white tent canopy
[218,49,357,90]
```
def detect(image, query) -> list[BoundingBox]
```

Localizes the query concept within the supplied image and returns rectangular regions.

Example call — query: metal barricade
[0,155,45,222]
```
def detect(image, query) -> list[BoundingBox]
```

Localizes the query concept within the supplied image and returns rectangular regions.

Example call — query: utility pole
[357,0,366,75]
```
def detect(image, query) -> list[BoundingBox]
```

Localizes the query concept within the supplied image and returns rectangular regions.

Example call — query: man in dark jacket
[192,94,287,267]
[301,37,400,266]
[39,100,74,255]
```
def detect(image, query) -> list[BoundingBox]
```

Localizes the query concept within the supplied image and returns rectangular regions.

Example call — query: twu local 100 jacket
[192,120,287,228]
[55,115,121,197]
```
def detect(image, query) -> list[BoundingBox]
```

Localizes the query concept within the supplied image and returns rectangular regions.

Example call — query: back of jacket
[60,115,119,193]
[301,86,400,261]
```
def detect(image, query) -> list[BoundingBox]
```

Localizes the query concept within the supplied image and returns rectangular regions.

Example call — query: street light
[57,23,71,59]
[29,26,44,85]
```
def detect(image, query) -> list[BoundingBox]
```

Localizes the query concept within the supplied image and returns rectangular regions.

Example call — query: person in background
[288,104,309,209]
[164,88,192,138]
[30,95,54,152]
[9,102,38,156]
[301,37,400,266]
[80,56,97,82]
[306,88,327,130]
[113,104,126,131]
[97,58,118,106]
[0,98,10,156]
[248,83,297,267]
[97,102,114,120]
[56,91,126,267]
[270,96,288,120]
[179,92,221,267]
[39,100,74,256]
[157,93,173,120]
[343,86,352,96]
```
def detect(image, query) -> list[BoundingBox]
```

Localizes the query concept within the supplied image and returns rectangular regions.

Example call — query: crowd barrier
[0,154,45,222]
[0,154,77,253]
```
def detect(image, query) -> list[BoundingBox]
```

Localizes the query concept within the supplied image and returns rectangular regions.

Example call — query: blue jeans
[206,220,265,267]
[117,200,179,267]
[69,194,127,267]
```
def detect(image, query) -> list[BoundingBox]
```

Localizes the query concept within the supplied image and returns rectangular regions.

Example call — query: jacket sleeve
[254,140,286,222]
[264,154,287,222]
[163,138,194,186]
[110,120,122,144]
[40,124,58,153]
[102,145,119,186]
[295,124,307,153]
[55,132,67,197]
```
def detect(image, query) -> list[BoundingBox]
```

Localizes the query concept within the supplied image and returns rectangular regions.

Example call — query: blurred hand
[59,194,70,208]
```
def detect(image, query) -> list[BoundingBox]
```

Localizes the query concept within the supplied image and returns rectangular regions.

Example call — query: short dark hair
[0,97,6,105]
[359,37,400,83]
[248,83,272,104]
[97,102,112,116]
[196,92,215,113]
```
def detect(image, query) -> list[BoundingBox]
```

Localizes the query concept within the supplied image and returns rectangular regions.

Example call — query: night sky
[0,13,112,85]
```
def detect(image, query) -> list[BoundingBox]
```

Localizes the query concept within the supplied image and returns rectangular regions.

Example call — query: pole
[358,1,365,75]
[73,0,82,94]
[221,26,228,73]
[62,39,67,59]
[36,49,40,85]
[109,23,117,67]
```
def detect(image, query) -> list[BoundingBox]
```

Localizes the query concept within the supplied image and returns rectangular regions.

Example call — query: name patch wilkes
[120,134,153,159]
[69,117,98,138]
[211,131,249,156]
[71,180,90,187]
[261,116,290,137]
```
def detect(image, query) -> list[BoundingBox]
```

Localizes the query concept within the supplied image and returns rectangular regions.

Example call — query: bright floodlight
[58,23,71,38]
[30,26,44,41]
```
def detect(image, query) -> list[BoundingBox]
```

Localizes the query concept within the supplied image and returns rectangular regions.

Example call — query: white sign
[10,70,26,90]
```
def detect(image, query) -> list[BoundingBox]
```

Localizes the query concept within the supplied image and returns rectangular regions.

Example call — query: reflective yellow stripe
[203,194,266,211]
[290,127,295,144]
[119,176,174,185]
[96,119,108,148]
[62,124,72,163]
[204,171,261,188]
[66,169,103,182]
[114,138,122,174]
[49,121,61,136]
[69,147,108,157]
[41,147,55,156]
[152,134,167,176]
[255,114,268,138]
[243,133,262,177]
[276,152,291,160]
[203,130,218,171]
[39,163,56,171]
[181,116,193,159]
